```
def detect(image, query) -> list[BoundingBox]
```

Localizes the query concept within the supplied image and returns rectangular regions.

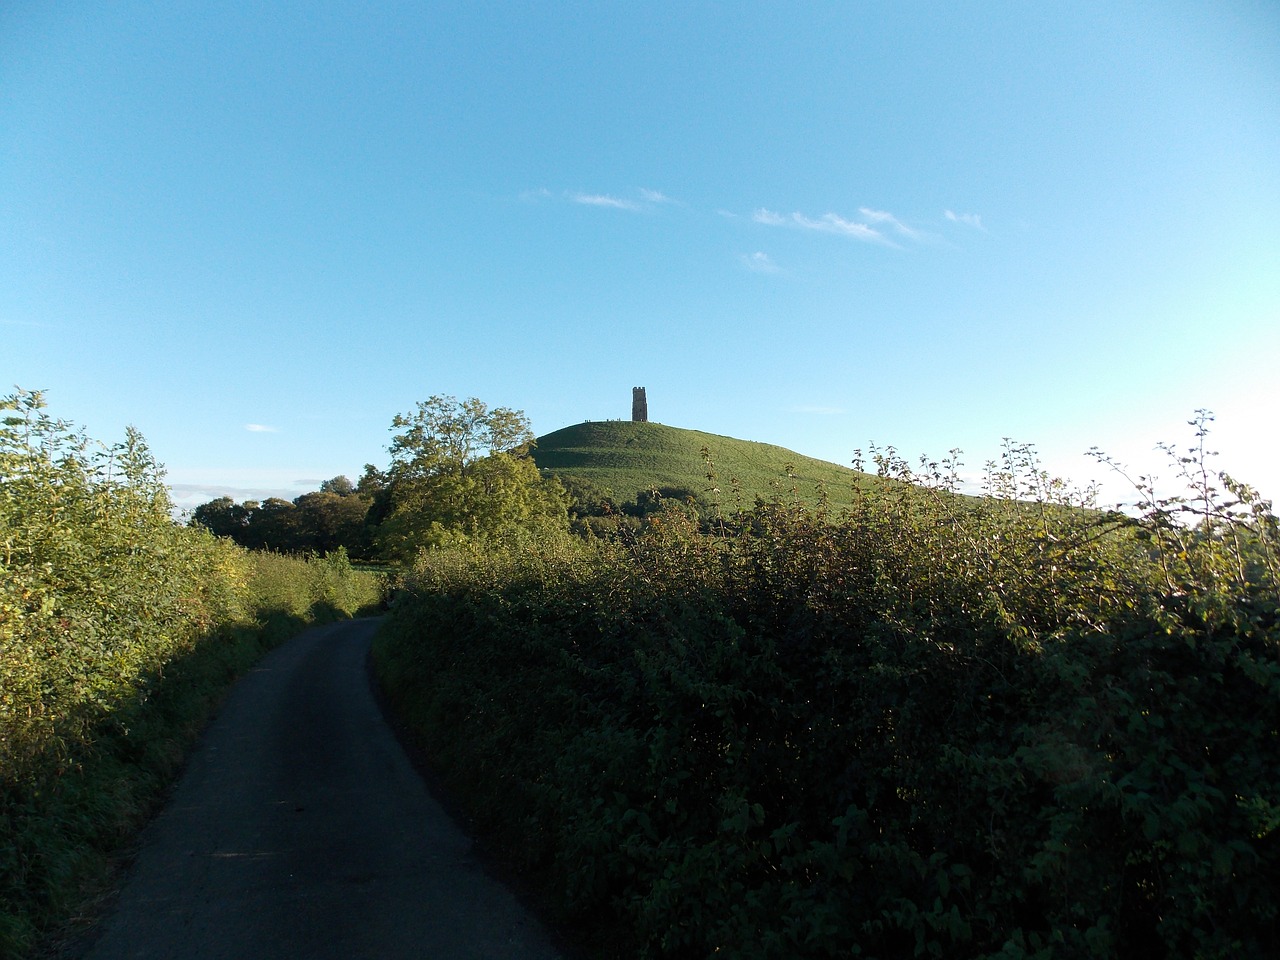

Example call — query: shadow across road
[80,618,564,960]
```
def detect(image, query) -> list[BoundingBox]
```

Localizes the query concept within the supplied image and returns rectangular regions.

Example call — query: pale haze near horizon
[3,1,1277,513]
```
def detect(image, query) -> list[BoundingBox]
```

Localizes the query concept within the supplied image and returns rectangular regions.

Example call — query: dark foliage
[190,478,377,560]
[375,428,1279,959]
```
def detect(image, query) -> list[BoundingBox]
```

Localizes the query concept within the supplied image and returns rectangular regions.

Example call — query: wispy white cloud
[740,251,779,273]
[569,192,640,211]
[945,209,984,229]
[859,207,895,223]
[244,423,279,433]
[639,188,676,204]
[793,212,886,242]
[859,207,923,240]
[754,207,894,244]
[563,188,680,211]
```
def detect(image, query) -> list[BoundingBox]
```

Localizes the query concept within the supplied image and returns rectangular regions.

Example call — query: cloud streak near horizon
[244,423,279,433]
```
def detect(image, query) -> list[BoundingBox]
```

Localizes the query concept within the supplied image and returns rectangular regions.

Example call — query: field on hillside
[532,420,872,511]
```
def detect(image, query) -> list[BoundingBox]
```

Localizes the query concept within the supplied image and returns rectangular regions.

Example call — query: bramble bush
[374,416,1278,959]
[0,390,385,957]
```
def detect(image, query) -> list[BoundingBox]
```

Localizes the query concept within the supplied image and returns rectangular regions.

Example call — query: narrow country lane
[81,618,565,960]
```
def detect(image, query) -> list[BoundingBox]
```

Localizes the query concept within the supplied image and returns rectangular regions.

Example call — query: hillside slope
[532,420,868,510]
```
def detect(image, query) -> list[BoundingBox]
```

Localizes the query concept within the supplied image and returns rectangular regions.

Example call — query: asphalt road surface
[80,618,565,960]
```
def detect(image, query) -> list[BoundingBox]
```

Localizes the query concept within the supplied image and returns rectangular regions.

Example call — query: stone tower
[632,387,648,422]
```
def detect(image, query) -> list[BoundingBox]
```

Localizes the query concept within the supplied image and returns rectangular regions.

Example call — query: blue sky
[4,1,1278,512]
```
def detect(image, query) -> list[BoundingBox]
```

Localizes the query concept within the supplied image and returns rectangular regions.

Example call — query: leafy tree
[319,475,355,496]
[374,395,567,562]
[190,496,252,539]
[356,464,388,496]
[357,464,394,531]
[243,497,299,551]
[290,490,373,557]
[388,395,534,473]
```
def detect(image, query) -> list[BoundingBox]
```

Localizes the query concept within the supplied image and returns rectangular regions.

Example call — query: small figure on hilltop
[632,387,648,422]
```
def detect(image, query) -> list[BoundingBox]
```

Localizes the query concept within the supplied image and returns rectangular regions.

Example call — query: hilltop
[532,420,869,511]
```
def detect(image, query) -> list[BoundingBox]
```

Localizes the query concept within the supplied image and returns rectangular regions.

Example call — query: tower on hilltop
[632,387,648,422]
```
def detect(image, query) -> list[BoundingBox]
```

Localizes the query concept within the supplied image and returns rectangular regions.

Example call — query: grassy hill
[532,420,870,511]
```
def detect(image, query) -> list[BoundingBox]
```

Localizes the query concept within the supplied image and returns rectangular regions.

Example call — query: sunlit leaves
[376,395,568,562]
[1,389,384,956]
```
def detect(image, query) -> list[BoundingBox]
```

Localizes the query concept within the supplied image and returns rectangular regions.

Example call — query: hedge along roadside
[0,390,387,958]
[373,436,1279,960]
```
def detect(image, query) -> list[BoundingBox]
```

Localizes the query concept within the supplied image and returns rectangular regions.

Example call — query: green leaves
[388,394,534,476]
[376,396,567,563]
[1,389,385,957]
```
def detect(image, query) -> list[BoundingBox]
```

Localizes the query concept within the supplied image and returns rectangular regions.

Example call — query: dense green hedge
[374,439,1279,959]
[0,391,385,957]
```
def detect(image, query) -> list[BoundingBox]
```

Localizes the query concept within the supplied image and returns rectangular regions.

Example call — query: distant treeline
[187,397,724,563]
[190,473,714,562]
[190,474,382,560]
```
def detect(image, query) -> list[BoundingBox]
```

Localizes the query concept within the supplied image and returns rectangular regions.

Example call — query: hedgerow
[374,421,1279,959]
[0,390,385,957]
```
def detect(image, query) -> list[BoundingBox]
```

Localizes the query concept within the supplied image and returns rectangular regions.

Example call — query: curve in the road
[80,618,565,960]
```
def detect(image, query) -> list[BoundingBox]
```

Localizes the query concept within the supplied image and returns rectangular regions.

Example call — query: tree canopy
[375,396,566,562]
[387,396,534,477]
